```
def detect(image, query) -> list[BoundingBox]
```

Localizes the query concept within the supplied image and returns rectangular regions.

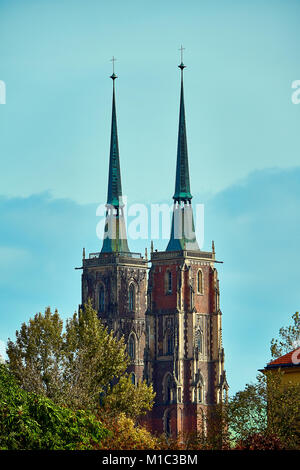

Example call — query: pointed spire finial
[166,47,199,252]
[101,60,130,254]
[173,45,192,203]
[178,45,186,70]
[110,56,117,80]
[106,59,122,208]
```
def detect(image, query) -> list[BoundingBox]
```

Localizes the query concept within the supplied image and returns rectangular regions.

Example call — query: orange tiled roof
[267,348,300,367]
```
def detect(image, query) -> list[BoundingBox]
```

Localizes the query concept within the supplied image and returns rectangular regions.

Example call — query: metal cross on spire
[179,45,185,63]
[110,56,117,80]
[178,45,186,70]
[111,56,117,73]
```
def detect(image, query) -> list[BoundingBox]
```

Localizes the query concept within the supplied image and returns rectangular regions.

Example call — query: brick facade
[144,249,227,436]
[81,247,227,437]
[81,252,148,384]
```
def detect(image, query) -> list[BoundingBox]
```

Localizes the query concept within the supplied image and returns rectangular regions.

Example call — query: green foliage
[235,433,284,450]
[270,311,300,359]
[63,301,129,410]
[266,370,300,448]
[97,412,158,450]
[226,376,268,442]
[226,371,300,449]
[0,364,109,450]
[6,307,65,403]
[6,302,154,418]
[102,375,155,420]
[225,312,300,449]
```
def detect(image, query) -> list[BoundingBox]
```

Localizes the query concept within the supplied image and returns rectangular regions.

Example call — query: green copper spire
[101,65,130,254]
[173,59,192,202]
[107,71,123,208]
[166,53,199,252]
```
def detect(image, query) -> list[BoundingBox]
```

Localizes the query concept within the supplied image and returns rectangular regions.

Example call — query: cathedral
[80,58,228,437]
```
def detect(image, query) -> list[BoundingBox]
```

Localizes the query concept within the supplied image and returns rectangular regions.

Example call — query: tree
[98,412,158,450]
[226,369,300,449]
[226,376,267,443]
[266,369,300,448]
[270,311,300,359]
[0,364,109,450]
[63,301,129,410]
[102,374,155,420]
[224,312,300,449]
[7,302,154,417]
[6,307,65,404]
[234,432,284,450]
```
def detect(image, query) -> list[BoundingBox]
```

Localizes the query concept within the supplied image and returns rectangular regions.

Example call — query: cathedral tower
[145,59,228,436]
[80,57,227,437]
[81,69,148,384]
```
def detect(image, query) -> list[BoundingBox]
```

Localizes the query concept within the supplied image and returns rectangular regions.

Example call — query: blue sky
[0,0,299,395]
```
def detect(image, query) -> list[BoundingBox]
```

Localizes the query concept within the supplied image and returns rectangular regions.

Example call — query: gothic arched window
[99,285,105,312]
[131,372,136,386]
[190,286,194,310]
[195,329,203,354]
[198,385,203,403]
[129,284,135,311]
[167,331,174,356]
[193,384,203,403]
[194,372,204,403]
[164,373,173,404]
[128,334,136,361]
[165,270,172,294]
[197,270,203,294]
[164,411,171,437]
